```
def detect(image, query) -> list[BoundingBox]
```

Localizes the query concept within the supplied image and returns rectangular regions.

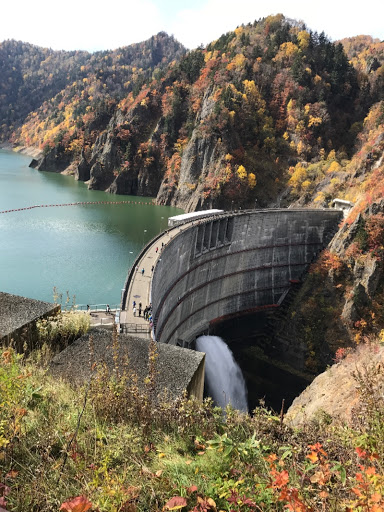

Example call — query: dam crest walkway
[120,221,194,337]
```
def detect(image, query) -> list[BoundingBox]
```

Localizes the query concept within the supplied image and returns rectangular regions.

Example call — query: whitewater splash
[196,335,248,412]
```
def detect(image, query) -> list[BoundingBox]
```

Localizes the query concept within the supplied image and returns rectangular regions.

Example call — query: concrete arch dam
[150,209,342,347]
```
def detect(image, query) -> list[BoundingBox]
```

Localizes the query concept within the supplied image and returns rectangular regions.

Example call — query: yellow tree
[274,42,299,65]
[248,172,257,188]
[237,165,247,180]
[298,30,310,50]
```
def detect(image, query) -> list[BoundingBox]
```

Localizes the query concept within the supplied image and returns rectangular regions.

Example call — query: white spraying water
[196,335,248,412]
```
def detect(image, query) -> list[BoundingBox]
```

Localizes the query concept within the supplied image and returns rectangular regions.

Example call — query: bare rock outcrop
[157,132,224,212]
[37,146,72,173]
[108,170,137,195]
[329,201,384,327]
[157,87,225,212]
[75,149,91,181]
[285,342,384,428]
[88,132,117,190]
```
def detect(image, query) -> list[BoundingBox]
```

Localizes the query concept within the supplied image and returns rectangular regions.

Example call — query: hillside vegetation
[2,15,382,211]
[2,332,384,512]
[0,33,185,143]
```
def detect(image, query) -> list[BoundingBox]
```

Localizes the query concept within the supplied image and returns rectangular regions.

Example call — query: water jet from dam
[196,335,248,412]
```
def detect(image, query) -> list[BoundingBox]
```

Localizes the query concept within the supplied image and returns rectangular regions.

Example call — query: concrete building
[331,198,354,218]
[168,210,224,227]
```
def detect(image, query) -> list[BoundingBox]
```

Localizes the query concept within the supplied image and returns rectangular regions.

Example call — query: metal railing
[62,303,120,312]
[120,323,151,334]
[92,316,116,325]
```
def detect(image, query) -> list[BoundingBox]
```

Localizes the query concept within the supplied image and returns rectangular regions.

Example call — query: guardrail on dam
[150,209,342,347]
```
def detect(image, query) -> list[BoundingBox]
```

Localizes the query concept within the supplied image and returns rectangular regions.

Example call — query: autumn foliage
[2,14,380,209]
[2,322,384,512]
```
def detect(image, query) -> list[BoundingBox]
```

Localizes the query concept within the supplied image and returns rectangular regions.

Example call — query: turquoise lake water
[0,150,182,307]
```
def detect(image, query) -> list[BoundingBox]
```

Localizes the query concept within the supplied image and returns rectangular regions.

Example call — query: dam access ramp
[120,208,342,345]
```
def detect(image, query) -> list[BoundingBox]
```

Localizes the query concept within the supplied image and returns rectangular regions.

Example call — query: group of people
[155,242,166,255]
[87,304,111,313]
[132,300,152,323]
[130,240,168,326]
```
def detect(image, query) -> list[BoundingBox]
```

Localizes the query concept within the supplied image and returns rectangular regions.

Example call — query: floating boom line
[0,200,156,214]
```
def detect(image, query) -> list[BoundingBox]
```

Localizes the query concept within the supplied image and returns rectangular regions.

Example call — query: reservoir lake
[0,150,182,307]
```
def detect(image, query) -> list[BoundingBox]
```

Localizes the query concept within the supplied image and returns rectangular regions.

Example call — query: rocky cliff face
[157,134,224,211]
[157,88,225,212]
[285,341,384,427]
[75,94,164,196]
[328,201,384,327]
[76,150,91,181]
[87,131,118,191]
[37,146,72,173]
[32,90,226,212]
[53,82,229,211]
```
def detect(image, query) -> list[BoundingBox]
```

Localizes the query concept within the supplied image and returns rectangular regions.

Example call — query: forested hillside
[1,14,383,212]
[0,33,185,142]
[340,34,384,100]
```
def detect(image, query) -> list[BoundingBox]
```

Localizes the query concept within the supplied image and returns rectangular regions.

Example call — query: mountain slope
[2,15,383,215]
[0,33,186,142]
[5,15,373,213]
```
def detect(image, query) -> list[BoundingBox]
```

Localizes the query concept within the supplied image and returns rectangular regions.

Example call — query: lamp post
[142,229,147,247]
[160,216,164,234]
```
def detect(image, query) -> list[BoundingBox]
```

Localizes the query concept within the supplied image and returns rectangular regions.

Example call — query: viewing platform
[63,303,120,328]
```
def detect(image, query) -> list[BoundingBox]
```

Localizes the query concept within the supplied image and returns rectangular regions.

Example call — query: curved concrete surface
[121,209,342,345]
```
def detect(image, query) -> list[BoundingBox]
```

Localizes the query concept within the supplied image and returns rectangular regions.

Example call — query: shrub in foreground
[1,334,384,511]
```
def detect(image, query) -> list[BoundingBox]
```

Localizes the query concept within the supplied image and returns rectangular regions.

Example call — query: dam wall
[151,209,342,347]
